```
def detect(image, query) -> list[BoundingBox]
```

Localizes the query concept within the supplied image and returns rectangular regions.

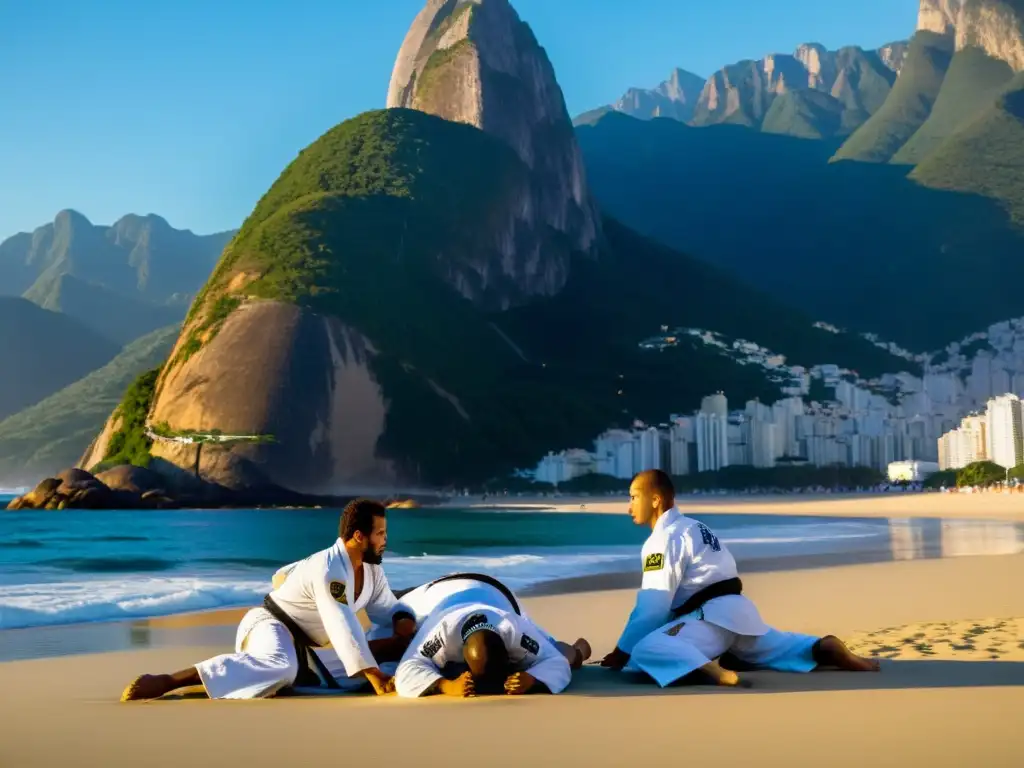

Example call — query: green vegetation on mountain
[833,31,954,163]
[101,367,161,470]
[0,325,178,482]
[576,110,1024,349]
[0,297,120,421]
[23,272,184,345]
[892,47,1015,164]
[912,72,1024,221]
[168,108,903,485]
[762,89,847,139]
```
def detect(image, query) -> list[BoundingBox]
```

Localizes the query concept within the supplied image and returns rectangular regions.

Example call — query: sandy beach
[2,545,1023,767]
[445,490,1024,522]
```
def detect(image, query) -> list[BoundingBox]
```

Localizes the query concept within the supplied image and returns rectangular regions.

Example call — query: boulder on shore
[5,466,177,511]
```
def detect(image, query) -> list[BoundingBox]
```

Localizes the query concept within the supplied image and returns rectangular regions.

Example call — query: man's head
[339,498,388,565]
[461,614,510,693]
[628,470,675,528]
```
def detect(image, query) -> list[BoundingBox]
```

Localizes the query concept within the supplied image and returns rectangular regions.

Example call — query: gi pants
[195,607,396,699]
[629,608,819,687]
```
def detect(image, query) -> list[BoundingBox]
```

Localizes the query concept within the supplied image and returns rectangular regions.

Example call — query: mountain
[912,71,1024,219]
[834,0,1024,164]
[0,325,179,484]
[385,0,601,301]
[82,0,904,493]
[22,273,185,345]
[593,42,905,140]
[0,210,234,344]
[0,298,120,421]
[575,110,1024,350]
[612,68,706,122]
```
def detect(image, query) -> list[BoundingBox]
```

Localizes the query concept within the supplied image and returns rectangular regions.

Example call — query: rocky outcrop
[144,300,399,494]
[918,0,1024,71]
[5,466,172,510]
[386,0,601,298]
[612,68,705,122]
[688,43,902,133]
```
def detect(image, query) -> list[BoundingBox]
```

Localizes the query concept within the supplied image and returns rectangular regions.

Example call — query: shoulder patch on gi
[329,581,347,604]
[697,523,722,552]
[520,634,540,655]
[644,553,665,572]
[420,633,443,659]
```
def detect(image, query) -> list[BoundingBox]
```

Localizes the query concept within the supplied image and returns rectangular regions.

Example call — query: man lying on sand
[600,470,880,687]
[392,573,592,698]
[121,499,415,701]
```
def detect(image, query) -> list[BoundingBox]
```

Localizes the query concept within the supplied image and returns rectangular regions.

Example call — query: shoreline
[437,491,1024,521]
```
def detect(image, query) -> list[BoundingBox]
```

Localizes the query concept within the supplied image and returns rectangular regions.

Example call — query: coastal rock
[386,0,602,305]
[94,464,167,496]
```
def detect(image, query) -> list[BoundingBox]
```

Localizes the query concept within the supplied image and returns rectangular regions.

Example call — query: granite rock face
[386,0,602,302]
[919,0,1024,71]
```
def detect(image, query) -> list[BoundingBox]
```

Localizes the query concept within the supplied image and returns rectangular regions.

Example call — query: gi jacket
[616,508,770,654]
[267,539,400,678]
[394,603,571,698]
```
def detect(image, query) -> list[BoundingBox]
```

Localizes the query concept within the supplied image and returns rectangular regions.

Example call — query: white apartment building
[985,394,1023,469]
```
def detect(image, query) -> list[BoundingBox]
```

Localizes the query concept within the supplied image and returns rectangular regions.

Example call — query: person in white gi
[600,470,881,687]
[120,499,416,701]
[393,574,591,698]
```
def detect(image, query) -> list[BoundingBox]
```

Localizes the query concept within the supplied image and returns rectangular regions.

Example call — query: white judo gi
[393,577,571,698]
[194,539,403,699]
[618,508,820,687]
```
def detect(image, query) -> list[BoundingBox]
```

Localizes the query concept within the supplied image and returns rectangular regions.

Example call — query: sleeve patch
[643,553,665,572]
[420,633,443,659]
[520,634,540,655]
[329,581,348,604]
[697,523,722,552]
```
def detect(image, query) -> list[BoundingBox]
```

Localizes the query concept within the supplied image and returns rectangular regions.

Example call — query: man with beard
[600,470,880,687]
[121,499,415,701]
[392,573,591,698]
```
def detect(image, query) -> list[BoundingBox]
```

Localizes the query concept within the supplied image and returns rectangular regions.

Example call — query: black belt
[421,572,523,615]
[263,594,340,689]
[670,577,744,619]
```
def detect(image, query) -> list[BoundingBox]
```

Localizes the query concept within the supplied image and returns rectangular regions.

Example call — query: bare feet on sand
[573,638,593,669]
[815,636,882,672]
[120,674,179,702]
[687,660,753,688]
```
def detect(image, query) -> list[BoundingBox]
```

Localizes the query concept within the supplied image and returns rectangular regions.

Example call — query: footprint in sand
[847,618,1024,661]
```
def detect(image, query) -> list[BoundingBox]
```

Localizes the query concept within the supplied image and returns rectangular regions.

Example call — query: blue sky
[0,0,917,242]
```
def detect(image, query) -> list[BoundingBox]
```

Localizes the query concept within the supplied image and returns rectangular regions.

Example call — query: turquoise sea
[1,505,1022,631]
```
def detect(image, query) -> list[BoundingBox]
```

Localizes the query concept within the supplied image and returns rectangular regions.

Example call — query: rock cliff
[919,0,1024,71]
[612,68,706,122]
[386,0,601,299]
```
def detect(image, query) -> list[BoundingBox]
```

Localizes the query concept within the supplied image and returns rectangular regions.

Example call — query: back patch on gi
[329,581,347,604]
[644,553,664,572]
[520,634,540,655]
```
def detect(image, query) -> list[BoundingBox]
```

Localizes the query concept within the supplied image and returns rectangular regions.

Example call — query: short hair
[339,498,387,541]
[639,469,675,504]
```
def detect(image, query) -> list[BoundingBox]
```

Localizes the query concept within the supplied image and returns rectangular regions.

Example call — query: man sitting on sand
[600,470,880,687]
[121,499,416,701]
[392,573,591,698]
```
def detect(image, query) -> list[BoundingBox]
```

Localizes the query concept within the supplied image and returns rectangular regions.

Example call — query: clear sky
[0,0,918,242]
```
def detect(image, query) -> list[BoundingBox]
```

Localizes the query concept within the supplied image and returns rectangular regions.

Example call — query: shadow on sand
[566,660,1024,698]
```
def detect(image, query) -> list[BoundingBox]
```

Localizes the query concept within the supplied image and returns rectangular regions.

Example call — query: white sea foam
[0,551,637,630]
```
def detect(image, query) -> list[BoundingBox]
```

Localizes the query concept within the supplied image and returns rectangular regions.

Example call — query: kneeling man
[601,471,880,687]
[393,573,591,698]
[121,499,415,701]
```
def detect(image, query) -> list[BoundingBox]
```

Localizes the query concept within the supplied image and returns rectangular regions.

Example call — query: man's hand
[504,671,537,695]
[363,668,394,696]
[600,647,630,670]
[438,672,476,698]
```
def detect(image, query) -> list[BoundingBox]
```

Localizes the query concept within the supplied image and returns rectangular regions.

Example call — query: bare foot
[572,638,592,668]
[120,674,179,702]
[685,660,752,688]
[814,636,881,672]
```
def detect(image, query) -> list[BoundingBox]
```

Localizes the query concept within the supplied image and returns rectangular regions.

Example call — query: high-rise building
[985,394,1023,469]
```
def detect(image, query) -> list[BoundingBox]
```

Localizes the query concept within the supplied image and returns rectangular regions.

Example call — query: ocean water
[1,507,1022,631]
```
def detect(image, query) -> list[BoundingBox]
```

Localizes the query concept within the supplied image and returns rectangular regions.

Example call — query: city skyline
[0,0,916,242]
